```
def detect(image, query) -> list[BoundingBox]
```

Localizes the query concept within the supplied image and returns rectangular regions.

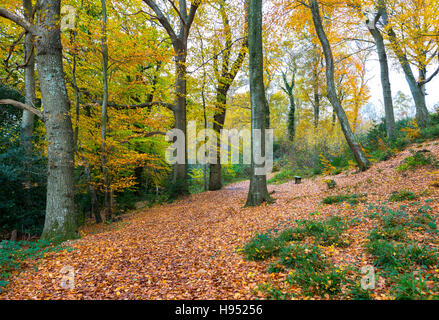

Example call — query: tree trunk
[38,0,77,240]
[381,8,429,128]
[209,87,228,191]
[367,18,395,141]
[21,0,35,153]
[100,0,112,220]
[173,47,188,192]
[309,0,370,171]
[312,65,320,128]
[245,0,271,206]
[281,72,296,140]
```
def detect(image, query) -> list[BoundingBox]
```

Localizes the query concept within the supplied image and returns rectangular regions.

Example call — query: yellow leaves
[319,154,336,176]
[401,119,422,140]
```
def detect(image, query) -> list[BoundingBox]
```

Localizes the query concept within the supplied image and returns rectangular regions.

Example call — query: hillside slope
[2,141,439,300]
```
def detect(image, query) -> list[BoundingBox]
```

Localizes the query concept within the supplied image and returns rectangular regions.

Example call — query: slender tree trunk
[381,8,429,128]
[309,0,370,171]
[143,0,201,196]
[245,0,271,206]
[209,87,228,191]
[312,64,320,128]
[100,0,112,220]
[21,0,35,153]
[281,71,296,140]
[367,19,395,141]
[37,0,77,240]
[173,47,188,192]
[202,82,209,192]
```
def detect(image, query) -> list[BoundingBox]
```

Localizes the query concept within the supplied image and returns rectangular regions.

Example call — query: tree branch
[143,0,178,44]
[0,99,44,120]
[0,8,35,34]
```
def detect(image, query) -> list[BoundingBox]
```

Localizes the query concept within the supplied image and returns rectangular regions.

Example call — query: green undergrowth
[0,239,73,292]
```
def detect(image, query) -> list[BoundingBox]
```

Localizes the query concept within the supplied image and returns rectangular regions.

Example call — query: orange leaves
[2,142,439,299]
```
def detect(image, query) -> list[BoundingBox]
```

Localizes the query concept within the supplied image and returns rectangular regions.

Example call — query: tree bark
[245,0,271,206]
[381,7,429,128]
[143,0,201,195]
[35,0,76,240]
[209,87,228,191]
[21,0,35,153]
[366,9,395,141]
[100,0,112,220]
[281,71,296,140]
[309,0,370,171]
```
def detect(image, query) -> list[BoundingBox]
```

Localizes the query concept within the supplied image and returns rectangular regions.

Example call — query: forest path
[2,142,439,299]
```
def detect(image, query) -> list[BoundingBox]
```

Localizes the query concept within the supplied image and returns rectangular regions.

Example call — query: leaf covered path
[2,143,439,300]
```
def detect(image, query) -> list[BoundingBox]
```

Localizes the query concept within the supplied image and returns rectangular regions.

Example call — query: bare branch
[0,8,35,34]
[0,99,44,120]
[143,0,178,44]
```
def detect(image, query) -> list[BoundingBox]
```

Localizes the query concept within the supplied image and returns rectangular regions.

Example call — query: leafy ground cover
[1,143,439,300]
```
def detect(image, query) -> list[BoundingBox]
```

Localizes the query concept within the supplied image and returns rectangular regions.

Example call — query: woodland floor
[2,142,439,300]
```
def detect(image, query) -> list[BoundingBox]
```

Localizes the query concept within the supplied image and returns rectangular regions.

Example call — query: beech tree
[245,0,271,206]
[363,1,396,141]
[0,0,77,240]
[209,0,248,191]
[309,0,370,171]
[143,0,202,193]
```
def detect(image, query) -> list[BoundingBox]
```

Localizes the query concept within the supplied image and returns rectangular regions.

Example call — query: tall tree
[362,1,395,141]
[100,0,111,220]
[0,0,77,240]
[281,69,297,140]
[245,0,271,206]
[380,0,439,128]
[309,0,370,171]
[21,0,35,153]
[209,0,248,191]
[143,0,201,194]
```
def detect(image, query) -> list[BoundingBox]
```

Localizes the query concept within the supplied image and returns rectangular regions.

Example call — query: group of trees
[0,0,438,241]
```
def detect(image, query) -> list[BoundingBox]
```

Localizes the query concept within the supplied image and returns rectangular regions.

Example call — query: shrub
[396,150,436,172]
[277,228,305,242]
[243,232,283,261]
[367,239,437,270]
[289,266,347,297]
[421,124,439,140]
[278,244,328,271]
[391,273,431,300]
[0,145,47,236]
[368,226,407,242]
[268,168,295,185]
[0,239,69,291]
[388,190,418,202]
[322,193,366,205]
[324,179,337,189]
[296,216,350,247]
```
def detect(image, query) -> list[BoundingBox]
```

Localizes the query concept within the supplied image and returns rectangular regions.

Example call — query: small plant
[295,216,350,247]
[391,272,431,300]
[368,225,407,242]
[322,193,367,205]
[268,168,295,185]
[255,283,292,300]
[324,179,337,189]
[388,190,418,202]
[396,150,436,172]
[243,232,283,261]
[367,239,437,271]
[277,228,305,242]
[289,266,347,297]
[0,239,68,292]
[278,244,328,271]
[320,154,336,176]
